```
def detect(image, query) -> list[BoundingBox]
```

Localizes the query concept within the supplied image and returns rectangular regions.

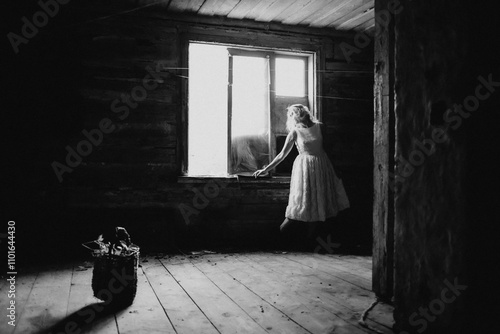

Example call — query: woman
[253,104,349,237]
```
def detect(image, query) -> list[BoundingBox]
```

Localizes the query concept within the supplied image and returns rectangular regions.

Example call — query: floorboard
[0,271,38,334]
[115,266,176,334]
[4,252,394,334]
[241,253,392,333]
[165,260,268,333]
[13,263,73,334]
[211,254,366,334]
[142,259,219,334]
[281,253,371,290]
[194,257,311,334]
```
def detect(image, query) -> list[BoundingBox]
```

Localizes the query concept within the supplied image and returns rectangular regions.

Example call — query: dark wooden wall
[5,0,373,262]
[390,0,500,333]
[372,0,396,301]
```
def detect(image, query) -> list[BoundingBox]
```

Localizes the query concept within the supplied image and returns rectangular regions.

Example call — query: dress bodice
[294,123,324,156]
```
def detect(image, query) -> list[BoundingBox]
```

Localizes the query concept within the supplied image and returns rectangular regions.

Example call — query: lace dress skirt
[285,151,350,222]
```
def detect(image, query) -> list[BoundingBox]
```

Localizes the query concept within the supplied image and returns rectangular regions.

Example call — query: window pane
[230,55,270,174]
[188,43,228,176]
[275,57,306,97]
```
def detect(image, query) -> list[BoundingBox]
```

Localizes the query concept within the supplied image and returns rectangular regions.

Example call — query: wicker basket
[91,248,139,306]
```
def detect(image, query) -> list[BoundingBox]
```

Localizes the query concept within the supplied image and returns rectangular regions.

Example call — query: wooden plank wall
[372,0,395,300]
[7,0,373,256]
[323,41,374,248]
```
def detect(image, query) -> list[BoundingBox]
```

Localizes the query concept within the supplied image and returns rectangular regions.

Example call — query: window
[187,42,316,177]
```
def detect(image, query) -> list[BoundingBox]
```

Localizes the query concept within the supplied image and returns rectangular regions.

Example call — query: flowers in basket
[83,226,139,257]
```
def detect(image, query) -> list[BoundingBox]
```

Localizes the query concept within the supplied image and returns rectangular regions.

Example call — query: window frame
[179,33,323,179]
[227,48,271,175]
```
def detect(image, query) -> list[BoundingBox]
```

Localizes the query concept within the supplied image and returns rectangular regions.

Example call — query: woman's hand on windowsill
[253,169,267,178]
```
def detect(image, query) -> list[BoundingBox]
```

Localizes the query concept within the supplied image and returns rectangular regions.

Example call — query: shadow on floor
[36,302,126,334]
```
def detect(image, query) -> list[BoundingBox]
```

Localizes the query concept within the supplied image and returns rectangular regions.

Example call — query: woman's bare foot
[280,218,293,233]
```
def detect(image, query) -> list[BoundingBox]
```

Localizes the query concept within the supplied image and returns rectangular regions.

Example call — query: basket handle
[82,241,100,251]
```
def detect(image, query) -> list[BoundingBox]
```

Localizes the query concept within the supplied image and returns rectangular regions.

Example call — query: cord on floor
[358,298,385,333]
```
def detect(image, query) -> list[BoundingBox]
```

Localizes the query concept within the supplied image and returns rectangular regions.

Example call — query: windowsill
[177,175,291,185]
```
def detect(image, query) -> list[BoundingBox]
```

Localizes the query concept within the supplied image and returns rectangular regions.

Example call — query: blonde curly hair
[286,104,319,132]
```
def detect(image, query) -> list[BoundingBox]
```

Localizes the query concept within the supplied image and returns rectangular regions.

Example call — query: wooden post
[372,0,395,300]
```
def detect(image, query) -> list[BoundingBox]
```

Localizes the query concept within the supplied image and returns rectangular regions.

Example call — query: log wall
[392,0,500,332]
[6,0,373,259]
[372,0,395,301]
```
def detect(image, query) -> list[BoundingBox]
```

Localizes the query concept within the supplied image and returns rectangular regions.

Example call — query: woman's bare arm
[253,130,297,177]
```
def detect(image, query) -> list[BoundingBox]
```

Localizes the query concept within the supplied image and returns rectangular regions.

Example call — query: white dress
[285,123,350,222]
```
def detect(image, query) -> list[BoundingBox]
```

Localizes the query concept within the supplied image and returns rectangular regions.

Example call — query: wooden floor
[1,252,394,334]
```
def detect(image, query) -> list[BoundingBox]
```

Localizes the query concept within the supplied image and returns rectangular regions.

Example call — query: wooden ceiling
[155,0,375,32]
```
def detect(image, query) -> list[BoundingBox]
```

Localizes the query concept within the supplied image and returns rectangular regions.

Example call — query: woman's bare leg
[280,218,294,233]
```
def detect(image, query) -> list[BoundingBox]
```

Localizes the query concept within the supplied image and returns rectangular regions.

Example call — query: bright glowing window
[275,57,306,97]
[187,42,314,176]
[188,43,228,176]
